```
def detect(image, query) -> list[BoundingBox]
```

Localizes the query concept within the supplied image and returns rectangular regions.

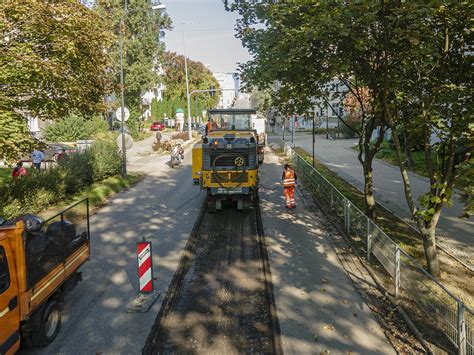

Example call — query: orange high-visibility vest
[283,169,295,188]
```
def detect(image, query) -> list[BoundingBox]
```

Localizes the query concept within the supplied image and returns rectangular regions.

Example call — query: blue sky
[162,0,251,73]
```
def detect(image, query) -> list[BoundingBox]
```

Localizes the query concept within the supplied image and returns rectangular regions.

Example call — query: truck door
[0,243,20,354]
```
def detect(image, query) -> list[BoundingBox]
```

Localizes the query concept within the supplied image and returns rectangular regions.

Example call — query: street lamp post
[119,0,166,177]
[312,111,315,167]
[183,32,192,140]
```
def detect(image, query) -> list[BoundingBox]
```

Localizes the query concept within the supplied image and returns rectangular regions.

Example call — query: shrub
[90,140,122,180]
[337,122,360,139]
[43,114,108,142]
[0,138,122,219]
[0,168,65,218]
[59,152,94,194]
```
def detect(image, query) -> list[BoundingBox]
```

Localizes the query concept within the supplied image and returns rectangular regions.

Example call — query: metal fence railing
[277,139,472,354]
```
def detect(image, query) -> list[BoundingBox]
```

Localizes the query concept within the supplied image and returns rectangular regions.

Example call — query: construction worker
[282,163,297,209]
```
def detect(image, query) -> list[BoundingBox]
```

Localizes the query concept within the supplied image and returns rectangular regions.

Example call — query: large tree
[0,0,114,162]
[94,0,171,109]
[226,0,472,277]
[227,1,402,219]
[161,51,220,112]
[386,0,473,276]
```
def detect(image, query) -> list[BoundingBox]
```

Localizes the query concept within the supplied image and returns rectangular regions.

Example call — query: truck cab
[0,199,90,353]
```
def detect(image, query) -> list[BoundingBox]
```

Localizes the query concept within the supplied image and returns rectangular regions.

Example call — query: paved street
[271,132,473,257]
[25,140,205,354]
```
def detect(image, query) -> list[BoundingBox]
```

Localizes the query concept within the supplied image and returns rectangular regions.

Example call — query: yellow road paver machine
[192,109,262,211]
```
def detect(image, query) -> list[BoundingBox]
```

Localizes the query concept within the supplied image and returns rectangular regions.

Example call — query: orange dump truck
[0,199,90,354]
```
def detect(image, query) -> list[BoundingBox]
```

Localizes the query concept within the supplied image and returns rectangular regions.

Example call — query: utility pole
[326,105,329,140]
[183,32,192,140]
[312,111,315,167]
[282,117,285,140]
[291,115,295,146]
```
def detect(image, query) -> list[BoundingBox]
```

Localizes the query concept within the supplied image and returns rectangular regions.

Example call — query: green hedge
[0,140,122,219]
[43,114,108,142]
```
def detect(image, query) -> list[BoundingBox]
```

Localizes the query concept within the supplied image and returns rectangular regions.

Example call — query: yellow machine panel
[200,169,258,188]
[192,143,202,182]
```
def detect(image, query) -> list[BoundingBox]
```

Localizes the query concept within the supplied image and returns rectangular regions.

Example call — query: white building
[141,66,165,119]
[311,79,348,129]
[213,72,239,109]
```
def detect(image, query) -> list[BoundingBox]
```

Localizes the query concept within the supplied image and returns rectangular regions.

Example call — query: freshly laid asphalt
[271,131,473,260]
[25,134,395,353]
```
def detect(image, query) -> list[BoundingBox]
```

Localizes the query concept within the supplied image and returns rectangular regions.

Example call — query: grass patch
[353,142,471,192]
[41,173,142,220]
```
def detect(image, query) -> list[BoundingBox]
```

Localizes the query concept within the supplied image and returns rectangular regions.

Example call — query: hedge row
[0,140,121,219]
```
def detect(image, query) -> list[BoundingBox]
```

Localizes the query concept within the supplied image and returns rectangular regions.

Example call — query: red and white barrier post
[137,240,153,293]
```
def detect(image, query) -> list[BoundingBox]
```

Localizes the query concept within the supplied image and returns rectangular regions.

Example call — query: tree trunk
[404,132,414,167]
[363,163,377,219]
[387,113,441,277]
[420,225,440,278]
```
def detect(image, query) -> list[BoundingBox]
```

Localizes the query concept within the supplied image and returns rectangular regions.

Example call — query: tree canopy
[161,51,220,107]
[227,0,473,277]
[0,0,114,161]
[95,0,171,109]
[150,51,220,120]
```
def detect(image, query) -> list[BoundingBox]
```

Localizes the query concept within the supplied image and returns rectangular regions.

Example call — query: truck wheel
[31,300,62,347]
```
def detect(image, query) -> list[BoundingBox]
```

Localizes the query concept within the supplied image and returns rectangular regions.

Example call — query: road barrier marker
[127,239,160,313]
[138,240,153,293]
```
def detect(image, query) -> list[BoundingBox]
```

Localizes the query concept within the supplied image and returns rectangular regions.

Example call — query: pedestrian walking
[282,163,297,209]
[155,130,162,143]
[31,149,44,170]
[12,162,28,179]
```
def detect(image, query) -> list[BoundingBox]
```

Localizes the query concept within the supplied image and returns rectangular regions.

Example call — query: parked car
[47,143,79,161]
[20,143,79,163]
[150,122,165,131]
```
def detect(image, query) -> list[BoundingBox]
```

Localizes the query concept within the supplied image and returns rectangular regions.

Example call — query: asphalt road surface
[145,203,279,354]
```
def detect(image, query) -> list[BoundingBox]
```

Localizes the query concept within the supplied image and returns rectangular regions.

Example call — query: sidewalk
[269,132,473,262]
[259,149,396,354]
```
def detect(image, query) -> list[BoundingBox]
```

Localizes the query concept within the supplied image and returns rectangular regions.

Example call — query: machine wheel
[31,299,62,347]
